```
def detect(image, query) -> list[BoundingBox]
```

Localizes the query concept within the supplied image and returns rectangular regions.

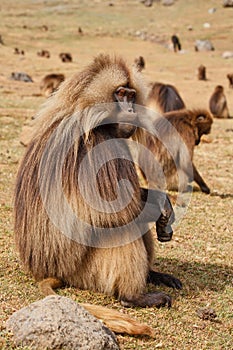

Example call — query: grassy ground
[0,0,233,349]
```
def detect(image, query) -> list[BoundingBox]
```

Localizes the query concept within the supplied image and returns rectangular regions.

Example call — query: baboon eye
[128,91,136,101]
[197,115,205,121]
[117,88,126,99]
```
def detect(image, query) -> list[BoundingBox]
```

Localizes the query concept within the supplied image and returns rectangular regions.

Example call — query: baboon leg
[193,163,210,194]
[147,270,182,289]
[39,277,64,296]
[121,291,172,308]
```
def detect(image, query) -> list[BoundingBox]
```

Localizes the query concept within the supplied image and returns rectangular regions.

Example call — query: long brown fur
[133,108,213,194]
[14,54,163,337]
[146,82,186,114]
[209,85,230,118]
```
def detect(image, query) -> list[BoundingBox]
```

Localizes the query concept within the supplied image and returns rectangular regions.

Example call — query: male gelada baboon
[227,73,233,88]
[197,64,207,81]
[59,52,72,62]
[134,56,145,72]
[209,85,230,118]
[146,82,186,114]
[40,73,65,97]
[14,54,182,337]
[134,109,213,194]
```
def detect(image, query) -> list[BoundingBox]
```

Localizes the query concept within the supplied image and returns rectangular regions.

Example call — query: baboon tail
[38,278,154,337]
[81,303,154,337]
[39,277,64,296]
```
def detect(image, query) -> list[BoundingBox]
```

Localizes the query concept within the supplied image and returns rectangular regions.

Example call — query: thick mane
[14,54,147,282]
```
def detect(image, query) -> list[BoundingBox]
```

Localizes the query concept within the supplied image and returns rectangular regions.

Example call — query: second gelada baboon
[146,82,186,114]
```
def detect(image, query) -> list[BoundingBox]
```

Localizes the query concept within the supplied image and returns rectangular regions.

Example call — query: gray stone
[10,72,33,82]
[6,295,119,350]
[194,40,215,52]
[162,0,175,6]
[222,51,233,59]
[223,0,233,7]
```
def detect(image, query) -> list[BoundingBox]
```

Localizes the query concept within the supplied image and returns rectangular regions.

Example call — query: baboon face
[105,85,137,138]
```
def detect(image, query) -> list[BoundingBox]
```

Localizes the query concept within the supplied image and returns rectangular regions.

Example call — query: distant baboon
[14,47,25,55]
[147,82,186,114]
[41,25,48,31]
[14,54,181,337]
[197,65,207,81]
[37,49,50,58]
[134,56,145,72]
[40,73,65,97]
[227,73,233,88]
[209,85,230,118]
[78,26,83,34]
[133,109,213,194]
[171,35,182,52]
[0,35,4,45]
[59,52,72,62]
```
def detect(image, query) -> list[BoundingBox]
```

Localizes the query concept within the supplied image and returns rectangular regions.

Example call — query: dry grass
[0,0,233,349]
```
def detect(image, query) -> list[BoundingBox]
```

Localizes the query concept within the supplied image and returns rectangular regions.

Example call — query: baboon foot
[148,271,182,290]
[121,291,172,308]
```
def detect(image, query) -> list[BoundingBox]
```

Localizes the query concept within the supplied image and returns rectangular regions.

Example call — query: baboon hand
[148,271,182,290]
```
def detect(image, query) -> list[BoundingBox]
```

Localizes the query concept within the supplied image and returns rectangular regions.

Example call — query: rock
[162,0,175,5]
[208,7,217,14]
[6,295,119,350]
[194,40,215,52]
[203,23,211,28]
[222,51,233,59]
[10,72,33,82]
[223,0,233,7]
[144,0,153,6]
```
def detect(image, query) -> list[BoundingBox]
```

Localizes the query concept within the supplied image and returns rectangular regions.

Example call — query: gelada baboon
[209,85,230,118]
[227,73,233,88]
[40,73,65,97]
[134,109,213,194]
[37,49,50,58]
[134,56,145,72]
[59,52,72,62]
[146,82,186,114]
[171,35,182,52]
[14,54,181,336]
[197,64,207,81]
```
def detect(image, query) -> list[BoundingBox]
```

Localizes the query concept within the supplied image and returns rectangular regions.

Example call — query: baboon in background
[133,109,213,194]
[37,49,50,58]
[227,73,233,88]
[134,56,145,72]
[14,47,25,55]
[209,85,230,118]
[59,52,72,62]
[197,64,207,81]
[40,73,65,97]
[146,82,186,114]
[14,54,182,337]
[171,35,182,52]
